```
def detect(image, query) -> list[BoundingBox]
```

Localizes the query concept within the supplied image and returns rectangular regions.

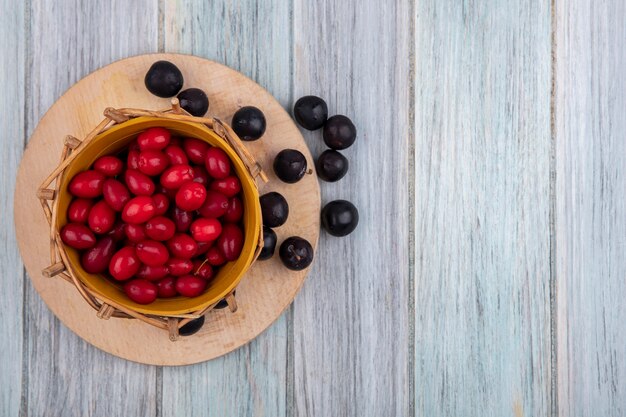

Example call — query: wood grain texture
[23,1,159,416]
[162,1,293,416]
[414,1,553,415]
[160,321,288,417]
[5,0,626,415]
[163,0,292,108]
[0,0,25,415]
[555,1,626,415]
[292,1,412,416]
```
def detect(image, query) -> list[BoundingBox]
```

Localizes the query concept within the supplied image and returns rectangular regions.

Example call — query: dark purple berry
[258,226,277,260]
[214,291,236,309]
[179,315,205,336]
[177,88,209,117]
[279,237,314,270]
[323,115,356,150]
[144,61,184,98]
[293,95,328,130]
[273,149,308,183]
[321,200,359,237]
[232,106,266,141]
[316,150,348,182]
[260,192,289,227]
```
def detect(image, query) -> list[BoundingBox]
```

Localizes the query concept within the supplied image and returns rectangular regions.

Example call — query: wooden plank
[23,1,160,416]
[555,1,626,415]
[160,321,288,417]
[161,1,292,416]
[0,0,25,415]
[291,1,412,416]
[163,0,292,108]
[414,1,553,415]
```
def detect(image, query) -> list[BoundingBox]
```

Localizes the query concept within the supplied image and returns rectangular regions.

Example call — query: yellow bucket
[54,116,262,316]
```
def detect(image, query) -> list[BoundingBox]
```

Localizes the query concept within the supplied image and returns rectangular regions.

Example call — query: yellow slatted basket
[37,100,266,341]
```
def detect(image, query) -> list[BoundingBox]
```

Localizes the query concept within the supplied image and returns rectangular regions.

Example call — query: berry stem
[194,258,210,275]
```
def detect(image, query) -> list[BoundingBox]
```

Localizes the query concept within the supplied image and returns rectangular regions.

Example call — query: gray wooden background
[1,0,624,416]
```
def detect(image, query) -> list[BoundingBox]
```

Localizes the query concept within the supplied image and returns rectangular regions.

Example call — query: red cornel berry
[127,149,140,170]
[124,169,155,196]
[167,258,194,276]
[206,246,226,266]
[87,200,116,234]
[102,179,131,211]
[109,246,141,281]
[164,145,188,165]
[191,165,210,186]
[217,223,244,261]
[60,223,96,249]
[192,259,214,280]
[81,237,115,273]
[171,207,194,232]
[198,190,229,218]
[67,198,94,223]
[94,156,124,177]
[68,170,105,198]
[136,264,170,281]
[210,176,241,197]
[160,164,194,189]
[183,138,209,165]
[156,276,177,298]
[152,193,170,216]
[124,279,158,304]
[125,223,147,243]
[190,218,222,242]
[136,240,169,266]
[138,150,169,176]
[137,127,171,151]
[223,196,243,223]
[175,275,207,297]
[167,233,198,259]
[145,216,176,241]
[122,196,156,224]
[107,221,126,242]
[175,182,207,211]
[205,147,231,179]
[64,124,249,306]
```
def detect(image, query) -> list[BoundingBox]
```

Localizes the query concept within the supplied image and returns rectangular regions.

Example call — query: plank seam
[549,0,559,415]
[286,304,295,417]
[155,366,162,417]
[157,0,164,53]
[286,0,296,415]
[407,0,416,413]
[19,0,32,414]
[19,268,29,417]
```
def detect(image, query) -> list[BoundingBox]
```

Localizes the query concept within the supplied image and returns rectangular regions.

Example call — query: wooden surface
[0,1,25,416]
[1,0,625,416]
[291,2,411,416]
[14,53,320,365]
[414,1,553,415]
[554,0,626,415]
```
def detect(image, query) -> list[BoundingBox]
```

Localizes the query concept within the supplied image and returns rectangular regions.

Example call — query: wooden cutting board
[14,53,320,365]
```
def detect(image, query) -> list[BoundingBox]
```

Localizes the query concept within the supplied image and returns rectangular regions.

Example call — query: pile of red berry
[60,127,245,305]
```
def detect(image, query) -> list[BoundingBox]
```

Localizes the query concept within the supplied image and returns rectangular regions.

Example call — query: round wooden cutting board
[14,53,320,365]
